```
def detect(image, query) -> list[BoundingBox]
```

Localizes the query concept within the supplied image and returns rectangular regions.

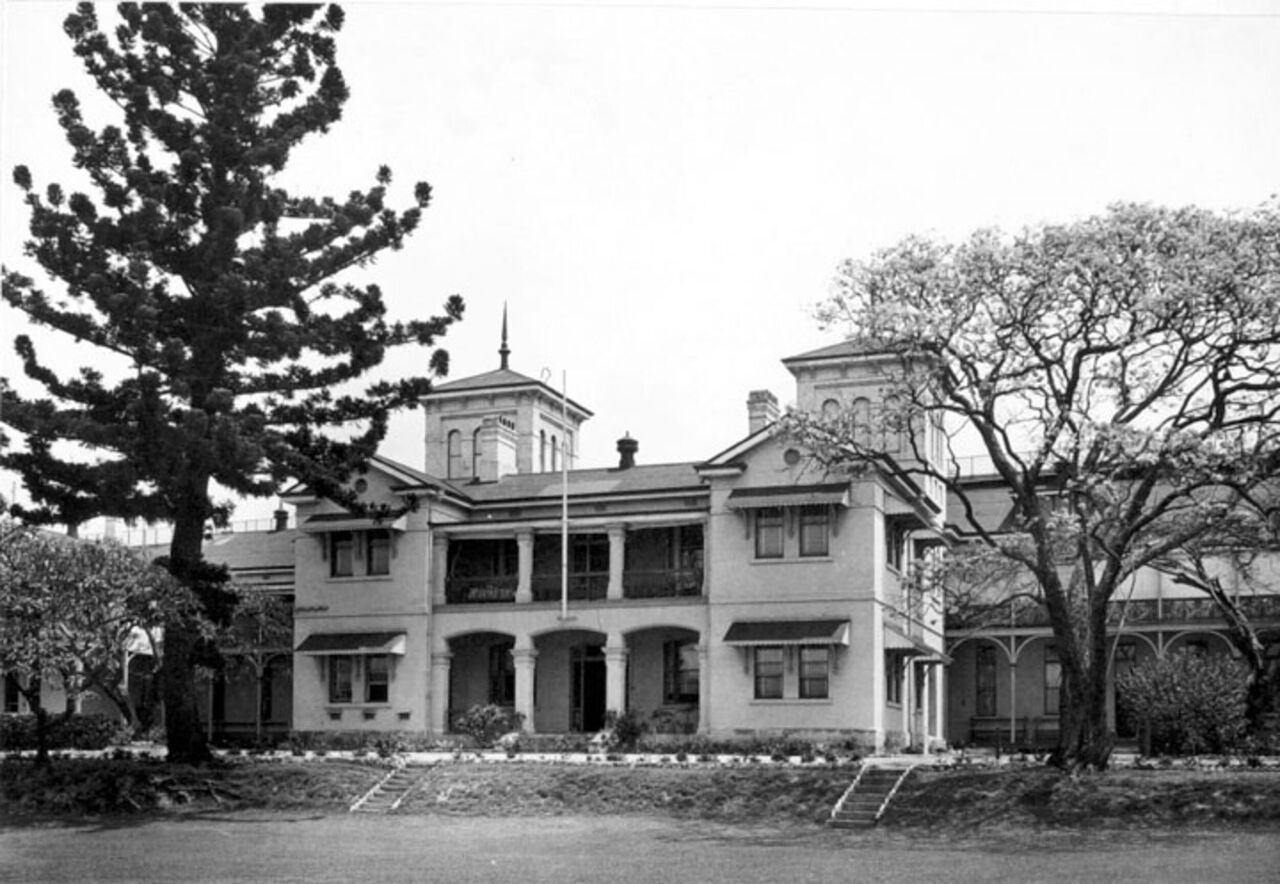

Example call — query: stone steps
[350,767,422,814]
[828,766,912,829]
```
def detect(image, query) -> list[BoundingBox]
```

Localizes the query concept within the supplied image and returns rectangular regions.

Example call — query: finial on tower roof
[499,303,510,370]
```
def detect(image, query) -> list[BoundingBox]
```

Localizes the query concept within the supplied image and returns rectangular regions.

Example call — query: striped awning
[295,632,407,656]
[885,624,951,663]
[723,619,850,646]
[725,483,850,510]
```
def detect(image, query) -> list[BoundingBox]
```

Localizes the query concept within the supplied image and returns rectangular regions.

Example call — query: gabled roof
[781,338,893,366]
[279,453,472,505]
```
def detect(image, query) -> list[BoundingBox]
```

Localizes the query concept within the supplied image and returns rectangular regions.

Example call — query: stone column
[515,529,534,604]
[431,534,449,607]
[604,640,629,718]
[513,646,538,734]
[697,643,711,733]
[430,652,452,734]
[606,524,626,601]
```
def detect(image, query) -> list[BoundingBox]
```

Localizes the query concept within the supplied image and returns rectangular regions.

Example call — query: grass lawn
[3,813,1278,884]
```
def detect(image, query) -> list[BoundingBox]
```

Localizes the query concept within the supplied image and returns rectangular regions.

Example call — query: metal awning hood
[884,623,951,662]
[295,632,407,656]
[725,483,850,510]
[723,619,850,646]
[299,513,407,534]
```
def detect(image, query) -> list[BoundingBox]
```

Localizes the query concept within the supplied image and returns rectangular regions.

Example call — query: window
[447,430,463,479]
[3,673,20,713]
[914,662,926,712]
[572,534,610,575]
[328,656,354,704]
[754,647,784,699]
[821,398,840,419]
[1043,645,1061,715]
[975,644,997,716]
[886,653,903,705]
[664,640,700,703]
[365,655,390,703]
[851,397,871,446]
[799,506,829,557]
[330,532,354,578]
[472,427,483,477]
[488,643,515,705]
[754,507,784,559]
[366,530,392,576]
[540,430,547,472]
[551,435,559,471]
[799,647,829,699]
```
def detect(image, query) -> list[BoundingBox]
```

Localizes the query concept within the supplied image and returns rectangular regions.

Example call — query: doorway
[571,644,606,732]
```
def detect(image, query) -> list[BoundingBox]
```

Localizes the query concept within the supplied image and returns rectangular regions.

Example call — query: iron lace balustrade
[530,571,608,602]
[622,568,704,599]
[445,575,518,604]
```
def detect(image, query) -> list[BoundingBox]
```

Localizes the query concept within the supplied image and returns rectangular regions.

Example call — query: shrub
[453,705,524,749]
[0,714,129,751]
[603,710,646,750]
[1117,648,1249,755]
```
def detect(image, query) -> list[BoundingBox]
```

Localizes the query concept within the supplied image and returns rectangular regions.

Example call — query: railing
[531,572,608,602]
[947,594,1280,630]
[446,576,518,604]
[623,568,703,599]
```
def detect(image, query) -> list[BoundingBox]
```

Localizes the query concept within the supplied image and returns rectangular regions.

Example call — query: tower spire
[499,303,510,370]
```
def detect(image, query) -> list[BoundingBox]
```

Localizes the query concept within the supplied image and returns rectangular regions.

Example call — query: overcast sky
[3,1,1280,527]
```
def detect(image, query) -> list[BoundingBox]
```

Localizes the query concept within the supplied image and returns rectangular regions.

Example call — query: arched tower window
[472,427,483,477]
[551,435,559,472]
[447,430,463,479]
[540,430,548,472]
[851,397,871,446]
[821,398,840,419]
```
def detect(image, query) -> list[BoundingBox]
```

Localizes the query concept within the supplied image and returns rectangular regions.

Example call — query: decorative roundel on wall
[354,478,368,493]
[783,448,802,466]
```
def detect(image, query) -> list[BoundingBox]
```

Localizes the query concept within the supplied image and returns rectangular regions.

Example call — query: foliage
[0,4,462,762]
[0,713,131,751]
[0,522,203,753]
[603,709,647,750]
[787,202,1280,770]
[1116,649,1250,755]
[452,705,524,749]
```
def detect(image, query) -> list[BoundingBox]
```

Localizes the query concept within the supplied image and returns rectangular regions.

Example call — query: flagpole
[559,370,570,621]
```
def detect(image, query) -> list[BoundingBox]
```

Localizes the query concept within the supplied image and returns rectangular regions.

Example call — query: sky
[3,0,1280,529]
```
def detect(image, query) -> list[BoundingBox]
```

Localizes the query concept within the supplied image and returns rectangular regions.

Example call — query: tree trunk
[1047,599,1115,771]
[162,504,213,765]
[22,678,51,769]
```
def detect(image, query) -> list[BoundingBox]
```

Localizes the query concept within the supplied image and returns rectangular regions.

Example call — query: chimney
[616,433,638,469]
[477,415,519,482]
[273,508,290,532]
[747,389,779,435]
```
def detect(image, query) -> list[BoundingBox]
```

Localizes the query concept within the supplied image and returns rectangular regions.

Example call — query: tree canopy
[788,201,1280,768]
[1,3,462,761]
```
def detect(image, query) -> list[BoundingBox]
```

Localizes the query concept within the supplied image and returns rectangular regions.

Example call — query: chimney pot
[617,433,638,469]
[273,508,290,532]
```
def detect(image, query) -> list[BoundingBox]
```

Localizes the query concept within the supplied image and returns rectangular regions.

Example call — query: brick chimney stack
[747,389,779,435]
[273,508,290,532]
[617,433,638,469]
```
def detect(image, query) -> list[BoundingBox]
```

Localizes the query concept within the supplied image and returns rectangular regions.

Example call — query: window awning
[295,632,407,656]
[725,483,850,510]
[299,513,407,534]
[884,624,951,663]
[723,619,850,646]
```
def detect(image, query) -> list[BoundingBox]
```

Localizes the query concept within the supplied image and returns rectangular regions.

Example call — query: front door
[571,644,607,732]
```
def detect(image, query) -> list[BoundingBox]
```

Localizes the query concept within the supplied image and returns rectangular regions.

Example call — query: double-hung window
[365,655,390,703]
[328,656,354,704]
[330,532,355,578]
[754,508,784,559]
[664,640,700,703]
[753,647,784,699]
[1043,645,1061,715]
[366,530,392,576]
[798,506,829,557]
[798,647,829,699]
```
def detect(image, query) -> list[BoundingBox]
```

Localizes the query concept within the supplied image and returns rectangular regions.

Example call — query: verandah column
[430,651,452,734]
[515,529,533,604]
[606,523,626,601]
[513,646,538,733]
[604,638,628,716]
[697,643,711,733]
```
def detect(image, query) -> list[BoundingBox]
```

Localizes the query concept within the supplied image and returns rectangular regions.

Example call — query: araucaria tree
[788,203,1280,770]
[1,4,463,762]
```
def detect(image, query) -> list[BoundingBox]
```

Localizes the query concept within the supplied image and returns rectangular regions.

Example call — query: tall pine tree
[1,4,463,762]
